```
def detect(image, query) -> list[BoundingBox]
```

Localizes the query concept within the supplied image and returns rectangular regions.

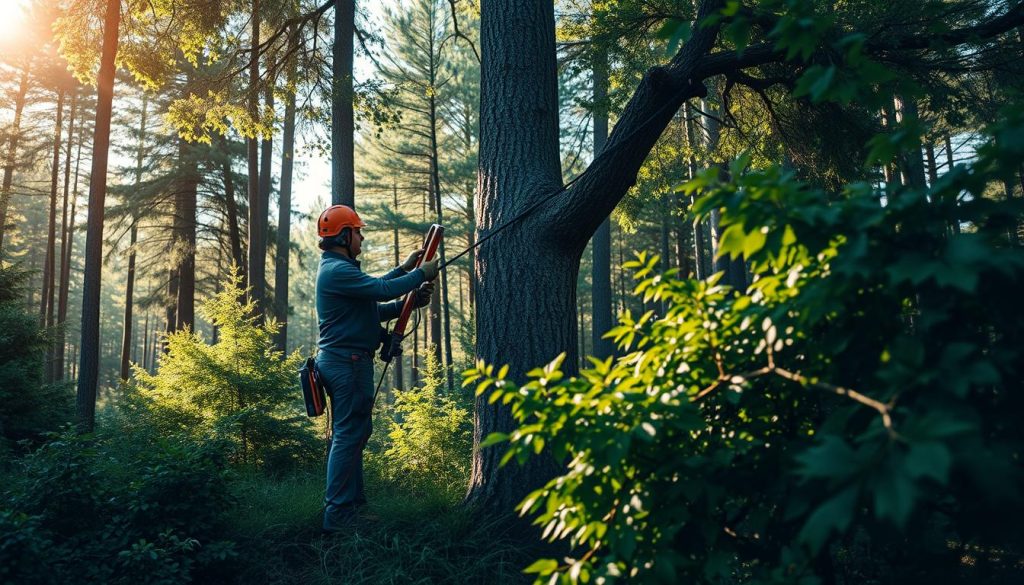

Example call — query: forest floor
[228,470,533,584]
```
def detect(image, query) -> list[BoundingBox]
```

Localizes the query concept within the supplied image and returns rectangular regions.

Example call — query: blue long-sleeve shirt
[316,251,426,356]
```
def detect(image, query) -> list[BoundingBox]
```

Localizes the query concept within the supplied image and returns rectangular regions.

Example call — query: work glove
[419,257,441,280]
[414,282,435,308]
[401,248,425,272]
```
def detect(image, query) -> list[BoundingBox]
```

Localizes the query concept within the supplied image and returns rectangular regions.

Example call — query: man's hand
[420,257,440,280]
[414,282,435,308]
[401,248,425,272]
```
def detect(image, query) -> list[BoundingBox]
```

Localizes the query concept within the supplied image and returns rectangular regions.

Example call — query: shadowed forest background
[1,0,1023,583]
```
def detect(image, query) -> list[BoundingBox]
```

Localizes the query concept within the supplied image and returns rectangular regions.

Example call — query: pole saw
[373,223,444,405]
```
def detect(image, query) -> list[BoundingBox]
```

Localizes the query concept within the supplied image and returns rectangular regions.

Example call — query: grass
[228,466,533,585]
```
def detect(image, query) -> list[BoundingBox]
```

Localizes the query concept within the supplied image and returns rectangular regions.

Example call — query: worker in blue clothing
[315,204,440,532]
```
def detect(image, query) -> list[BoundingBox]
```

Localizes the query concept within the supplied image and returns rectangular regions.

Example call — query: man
[315,204,440,532]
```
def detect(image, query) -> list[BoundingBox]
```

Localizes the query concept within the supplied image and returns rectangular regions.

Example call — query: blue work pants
[317,350,375,531]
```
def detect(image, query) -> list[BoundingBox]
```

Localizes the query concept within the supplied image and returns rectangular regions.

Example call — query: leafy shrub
[466,110,1024,584]
[376,351,473,499]
[0,427,238,584]
[131,271,319,473]
[0,265,72,450]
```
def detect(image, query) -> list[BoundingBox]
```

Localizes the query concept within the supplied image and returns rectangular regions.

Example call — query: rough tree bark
[76,0,121,433]
[470,0,725,510]
[332,0,355,207]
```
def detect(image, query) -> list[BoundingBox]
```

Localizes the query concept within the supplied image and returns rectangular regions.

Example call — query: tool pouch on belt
[300,356,327,417]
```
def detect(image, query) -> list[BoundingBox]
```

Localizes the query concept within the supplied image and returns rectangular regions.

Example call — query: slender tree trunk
[247,0,265,315]
[41,91,66,334]
[219,137,245,278]
[274,27,298,351]
[120,225,138,379]
[427,182,443,368]
[166,262,178,337]
[121,96,146,380]
[53,91,77,381]
[591,46,613,359]
[392,182,404,391]
[946,134,961,234]
[925,142,938,186]
[175,137,198,331]
[411,315,420,388]
[77,0,122,433]
[660,196,671,310]
[429,91,455,392]
[259,85,274,262]
[57,135,83,380]
[332,0,355,206]
[684,102,707,279]
[0,68,29,257]
[897,96,927,191]
[142,305,150,374]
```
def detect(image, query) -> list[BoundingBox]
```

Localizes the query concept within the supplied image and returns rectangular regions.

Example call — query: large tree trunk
[76,0,121,433]
[469,0,723,510]
[247,0,265,315]
[469,0,569,511]
[332,0,355,207]
[274,46,297,351]
[0,68,29,257]
[121,96,146,380]
[591,47,613,360]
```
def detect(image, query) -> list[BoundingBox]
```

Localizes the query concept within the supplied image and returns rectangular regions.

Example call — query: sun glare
[0,0,29,46]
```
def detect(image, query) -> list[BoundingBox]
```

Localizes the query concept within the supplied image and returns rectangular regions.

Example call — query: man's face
[349,228,365,257]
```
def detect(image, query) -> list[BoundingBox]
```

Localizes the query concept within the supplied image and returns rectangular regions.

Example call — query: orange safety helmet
[317,204,366,238]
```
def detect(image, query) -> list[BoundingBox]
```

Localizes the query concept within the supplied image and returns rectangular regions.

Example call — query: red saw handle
[393,224,443,338]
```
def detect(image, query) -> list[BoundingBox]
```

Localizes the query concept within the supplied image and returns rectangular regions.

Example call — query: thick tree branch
[549,0,1024,248]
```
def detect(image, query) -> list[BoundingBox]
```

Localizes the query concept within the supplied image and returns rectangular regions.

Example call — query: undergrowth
[231,468,531,585]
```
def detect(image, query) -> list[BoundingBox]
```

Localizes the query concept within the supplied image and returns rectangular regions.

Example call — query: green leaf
[796,435,861,482]
[480,432,510,449]
[523,558,559,575]
[871,464,916,528]
[906,441,951,484]
[657,19,692,55]
[798,486,859,553]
